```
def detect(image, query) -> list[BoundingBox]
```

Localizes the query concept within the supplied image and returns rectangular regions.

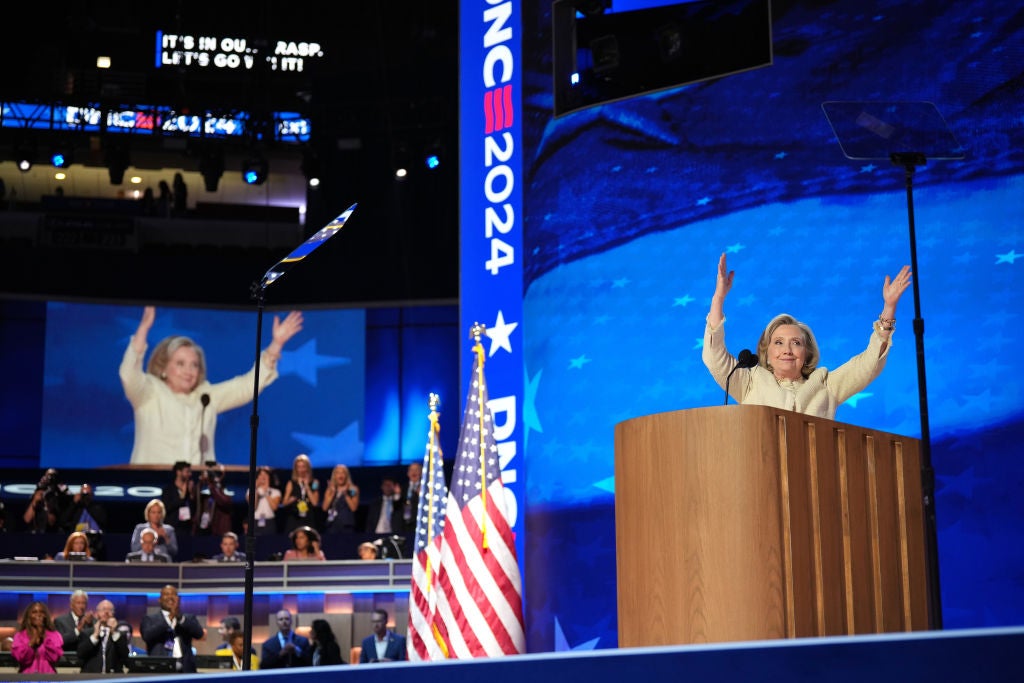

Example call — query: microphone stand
[241,283,265,670]
[891,151,942,630]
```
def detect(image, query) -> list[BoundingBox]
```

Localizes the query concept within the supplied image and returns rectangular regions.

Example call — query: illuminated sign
[156,32,325,74]
[459,0,525,565]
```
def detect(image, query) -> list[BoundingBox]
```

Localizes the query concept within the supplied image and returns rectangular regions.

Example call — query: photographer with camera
[195,462,234,537]
[22,468,72,533]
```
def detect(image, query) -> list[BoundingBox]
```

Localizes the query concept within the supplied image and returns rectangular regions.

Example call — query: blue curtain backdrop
[520,0,1024,652]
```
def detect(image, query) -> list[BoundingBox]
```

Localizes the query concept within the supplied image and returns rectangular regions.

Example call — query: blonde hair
[144,498,166,523]
[330,465,351,486]
[757,313,820,379]
[147,336,208,387]
[291,454,312,481]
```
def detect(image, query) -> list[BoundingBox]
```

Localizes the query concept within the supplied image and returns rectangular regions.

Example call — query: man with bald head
[77,600,130,673]
[140,585,204,673]
[260,609,310,668]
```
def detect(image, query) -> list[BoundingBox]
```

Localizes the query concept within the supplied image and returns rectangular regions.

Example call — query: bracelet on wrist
[878,315,895,331]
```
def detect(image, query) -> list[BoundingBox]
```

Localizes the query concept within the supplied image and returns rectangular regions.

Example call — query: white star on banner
[486,310,518,357]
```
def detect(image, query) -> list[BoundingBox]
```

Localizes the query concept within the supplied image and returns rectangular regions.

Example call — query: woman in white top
[247,466,282,535]
[703,252,912,419]
[119,306,303,466]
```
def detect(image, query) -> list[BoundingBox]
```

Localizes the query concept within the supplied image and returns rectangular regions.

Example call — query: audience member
[77,599,129,674]
[116,621,147,656]
[365,477,403,534]
[172,172,188,216]
[213,532,246,562]
[54,530,95,561]
[140,585,205,673]
[358,541,378,560]
[55,589,94,651]
[310,618,344,666]
[281,453,321,533]
[402,462,423,533]
[261,609,310,669]
[359,609,407,663]
[216,630,259,670]
[214,616,241,650]
[283,526,325,561]
[129,498,179,559]
[140,186,157,216]
[119,305,303,465]
[12,601,64,673]
[22,467,72,533]
[62,482,107,534]
[161,461,197,535]
[125,528,172,563]
[322,464,359,534]
[195,463,233,536]
[247,466,282,535]
[157,180,172,217]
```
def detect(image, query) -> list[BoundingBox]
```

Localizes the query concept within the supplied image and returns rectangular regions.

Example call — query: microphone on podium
[724,349,757,405]
[199,393,211,458]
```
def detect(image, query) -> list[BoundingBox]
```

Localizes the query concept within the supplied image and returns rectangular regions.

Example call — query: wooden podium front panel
[615,406,928,648]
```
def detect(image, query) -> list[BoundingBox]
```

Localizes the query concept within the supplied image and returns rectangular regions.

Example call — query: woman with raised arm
[119,305,303,465]
[702,252,912,419]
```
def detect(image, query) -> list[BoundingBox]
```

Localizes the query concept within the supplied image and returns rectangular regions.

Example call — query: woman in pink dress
[11,601,64,673]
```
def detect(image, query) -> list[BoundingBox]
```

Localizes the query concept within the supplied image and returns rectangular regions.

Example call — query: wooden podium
[614,405,930,647]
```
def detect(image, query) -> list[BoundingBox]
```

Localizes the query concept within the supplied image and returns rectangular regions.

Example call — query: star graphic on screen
[774,151,788,159]
[843,392,872,408]
[593,476,614,493]
[281,338,351,386]
[995,249,1020,264]
[568,354,592,369]
[553,616,600,652]
[523,367,544,452]
[860,164,877,173]
[696,196,712,206]
[673,294,695,307]
[693,337,704,350]
[291,422,363,465]
[485,310,518,357]
[936,466,982,499]
[725,243,745,254]
[611,277,630,288]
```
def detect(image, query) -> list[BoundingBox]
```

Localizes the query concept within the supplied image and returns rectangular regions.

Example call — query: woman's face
[28,604,47,627]
[768,324,808,379]
[333,467,348,485]
[164,345,201,394]
[295,459,310,476]
[147,506,163,525]
[70,535,86,552]
[256,470,270,487]
[294,531,310,549]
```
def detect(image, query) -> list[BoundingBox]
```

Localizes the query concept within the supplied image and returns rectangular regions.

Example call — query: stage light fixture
[51,151,72,168]
[14,141,34,171]
[104,140,130,185]
[199,146,225,192]
[241,154,268,185]
[393,144,411,181]
[301,148,322,189]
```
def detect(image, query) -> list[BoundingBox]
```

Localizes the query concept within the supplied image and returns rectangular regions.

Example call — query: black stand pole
[891,151,943,630]
[241,282,266,670]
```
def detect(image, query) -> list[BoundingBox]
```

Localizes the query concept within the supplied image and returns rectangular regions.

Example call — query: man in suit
[125,528,172,562]
[140,585,205,673]
[364,477,404,534]
[55,589,94,651]
[359,609,407,663]
[212,532,246,562]
[77,599,130,673]
[401,462,423,534]
[260,609,311,669]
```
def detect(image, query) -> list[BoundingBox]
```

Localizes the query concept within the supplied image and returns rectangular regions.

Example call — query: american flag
[431,330,526,657]
[407,393,448,661]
